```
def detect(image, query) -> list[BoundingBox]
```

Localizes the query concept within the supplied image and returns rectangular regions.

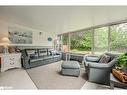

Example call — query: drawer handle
[10,58,14,60]
[10,63,14,65]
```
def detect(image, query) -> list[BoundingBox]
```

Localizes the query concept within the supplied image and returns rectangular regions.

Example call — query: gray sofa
[62,52,84,63]
[21,49,62,69]
[84,52,118,84]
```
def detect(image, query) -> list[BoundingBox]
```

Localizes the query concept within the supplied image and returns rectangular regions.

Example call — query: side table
[110,73,127,89]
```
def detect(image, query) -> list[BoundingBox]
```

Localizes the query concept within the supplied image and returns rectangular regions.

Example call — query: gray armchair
[84,53,118,84]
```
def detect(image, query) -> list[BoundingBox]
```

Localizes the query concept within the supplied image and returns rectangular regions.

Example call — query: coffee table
[110,73,127,89]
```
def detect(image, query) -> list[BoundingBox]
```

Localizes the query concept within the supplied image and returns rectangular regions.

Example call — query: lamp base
[3,47,9,54]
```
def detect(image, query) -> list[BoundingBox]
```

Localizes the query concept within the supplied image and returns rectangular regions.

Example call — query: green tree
[70,30,92,51]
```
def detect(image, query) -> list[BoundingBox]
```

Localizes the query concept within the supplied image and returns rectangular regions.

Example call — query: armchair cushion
[99,54,111,63]
[88,62,109,68]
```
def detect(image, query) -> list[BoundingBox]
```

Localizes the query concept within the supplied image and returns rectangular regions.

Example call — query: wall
[0,20,55,47]
[1,6,127,35]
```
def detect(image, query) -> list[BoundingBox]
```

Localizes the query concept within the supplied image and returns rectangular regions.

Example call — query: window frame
[58,19,127,54]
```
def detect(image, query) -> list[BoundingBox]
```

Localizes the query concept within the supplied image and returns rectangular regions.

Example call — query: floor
[26,61,86,89]
[0,61,123,90]
[81,81,122,90]
[0,69,37,89]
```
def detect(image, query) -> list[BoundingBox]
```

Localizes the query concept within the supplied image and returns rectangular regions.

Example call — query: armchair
[84,53,118,84]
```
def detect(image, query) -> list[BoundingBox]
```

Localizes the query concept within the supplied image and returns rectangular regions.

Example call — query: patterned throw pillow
[99,54,111,63]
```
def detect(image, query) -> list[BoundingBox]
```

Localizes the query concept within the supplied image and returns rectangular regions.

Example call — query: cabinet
[0,53,22,72]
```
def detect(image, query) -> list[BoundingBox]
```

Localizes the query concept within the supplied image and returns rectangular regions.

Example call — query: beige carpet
[26,61,87,89]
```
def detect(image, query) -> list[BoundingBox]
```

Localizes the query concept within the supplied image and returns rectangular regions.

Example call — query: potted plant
[117,53,127,73]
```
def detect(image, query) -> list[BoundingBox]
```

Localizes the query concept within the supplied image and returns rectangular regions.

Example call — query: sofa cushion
[62,61,80,69]
[30,57,43,62]
[49,50,60,55]
[38,49,47,57]
[29,54,38,59]
[26,49,38,59]
[26,49,36,55]
[43,56,53,60]
[99,54,111,63]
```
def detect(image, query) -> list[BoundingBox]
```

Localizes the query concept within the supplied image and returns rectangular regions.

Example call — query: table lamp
[1,37,11,53]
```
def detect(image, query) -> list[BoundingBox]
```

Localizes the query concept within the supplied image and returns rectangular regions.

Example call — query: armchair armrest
[21,56,30,64]
[88,58,117,69]
[22,55,30,60]
[88,62,109,69]
[84,55,101,62]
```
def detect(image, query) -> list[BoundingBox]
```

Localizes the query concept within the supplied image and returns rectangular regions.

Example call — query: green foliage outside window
[94,27,108,52]
[110,23,127,52]
[70,30,92,54]
[62,34,68,45]
[70,31,92,51]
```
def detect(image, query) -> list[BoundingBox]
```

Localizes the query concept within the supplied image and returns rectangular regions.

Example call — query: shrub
[117,53,127,68]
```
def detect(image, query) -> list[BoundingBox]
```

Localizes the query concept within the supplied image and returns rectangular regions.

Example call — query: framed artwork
[8,26,33,44]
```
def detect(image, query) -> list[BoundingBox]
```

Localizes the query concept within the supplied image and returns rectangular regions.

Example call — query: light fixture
[1,37,11,53]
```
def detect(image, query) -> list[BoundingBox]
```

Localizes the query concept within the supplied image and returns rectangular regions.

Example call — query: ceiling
[0,6,127,35]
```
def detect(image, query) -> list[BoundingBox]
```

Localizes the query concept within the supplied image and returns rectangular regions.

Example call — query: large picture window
[94,27,108,53]
[59,21,127,54]
[70,30,92,54]
[110,23,127,53]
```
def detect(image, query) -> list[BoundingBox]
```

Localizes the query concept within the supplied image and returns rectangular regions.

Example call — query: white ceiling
[0,6,127,34]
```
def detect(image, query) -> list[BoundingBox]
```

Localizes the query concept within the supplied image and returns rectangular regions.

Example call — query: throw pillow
[38,50,47,57]
[99,54,111,63]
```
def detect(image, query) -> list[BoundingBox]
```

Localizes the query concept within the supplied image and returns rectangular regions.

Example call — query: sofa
[21,48,62,69]
[62,52,84,63]
[84,52,118,84]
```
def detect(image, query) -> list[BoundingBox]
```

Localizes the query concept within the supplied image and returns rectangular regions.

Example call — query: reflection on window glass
[110,23,127,53]
[94,27,108,54]
[70,30,92,54]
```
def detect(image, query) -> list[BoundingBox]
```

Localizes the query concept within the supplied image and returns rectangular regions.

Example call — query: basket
[112,69,127,83]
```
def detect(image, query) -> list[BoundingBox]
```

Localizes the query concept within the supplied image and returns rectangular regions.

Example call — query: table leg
[110,81,114,89]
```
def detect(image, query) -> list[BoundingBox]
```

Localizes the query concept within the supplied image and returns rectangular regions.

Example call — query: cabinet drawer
[3,55,21,67]
[3,57,10,67]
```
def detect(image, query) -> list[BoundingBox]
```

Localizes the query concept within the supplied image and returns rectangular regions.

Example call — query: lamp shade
[1,37,11,44]
[0,37,11,53]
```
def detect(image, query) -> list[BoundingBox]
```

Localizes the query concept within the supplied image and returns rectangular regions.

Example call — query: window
[70,30,92,54]
[55,35,62,51]
[62,34,69,52]
[110,23,127,53]
[60,20,127,54]
[94,27,109,54]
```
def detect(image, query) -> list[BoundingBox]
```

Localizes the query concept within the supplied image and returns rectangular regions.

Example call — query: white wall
[0,20,55,47]
[1,6,127,35]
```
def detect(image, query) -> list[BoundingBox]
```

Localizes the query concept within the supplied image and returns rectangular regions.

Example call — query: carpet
[26,61,87,89]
